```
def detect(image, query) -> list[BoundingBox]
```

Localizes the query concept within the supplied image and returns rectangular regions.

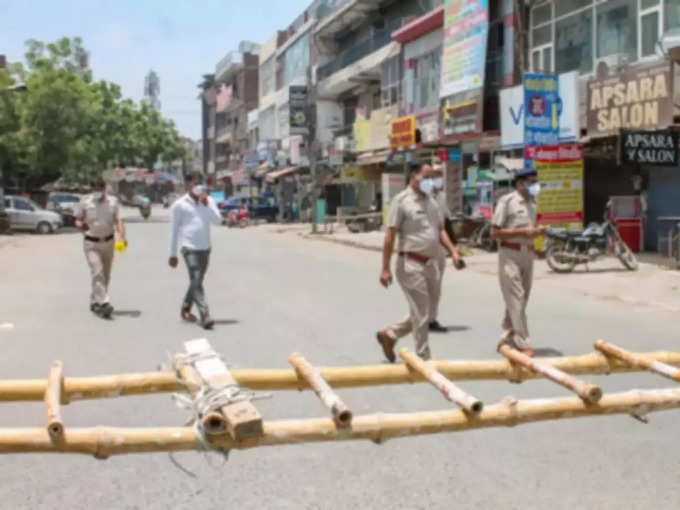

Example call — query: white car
[4,196,63,234]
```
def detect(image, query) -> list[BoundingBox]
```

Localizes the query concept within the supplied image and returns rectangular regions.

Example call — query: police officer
[75,179,126,318]
[376,164,462,362]
[491,167,545,357]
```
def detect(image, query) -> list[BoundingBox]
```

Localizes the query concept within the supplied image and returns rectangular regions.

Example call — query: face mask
[419,178,434,196]
[192,185,206,196]
[527,183,541,197]
[433,178,444,190]
[92,192,103,201]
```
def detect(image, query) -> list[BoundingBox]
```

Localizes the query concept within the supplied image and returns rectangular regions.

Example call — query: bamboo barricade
[0,387,679,457]
[399,349,482,415]
[174,339,263,440]
[44,361,64,441]
[1,349,680,403]
[289,353,352,427]
[595,341,680,383]
[499,346,603,403]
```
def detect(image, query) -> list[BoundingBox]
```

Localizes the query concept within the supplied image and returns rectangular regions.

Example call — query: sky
[0,0,313,140]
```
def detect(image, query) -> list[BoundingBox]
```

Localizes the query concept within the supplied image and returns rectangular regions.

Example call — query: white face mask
[433,178,444,191]
[527,183,541,197]
[192,185,206,196]
[92,191,103,201]
[419,178,434,196]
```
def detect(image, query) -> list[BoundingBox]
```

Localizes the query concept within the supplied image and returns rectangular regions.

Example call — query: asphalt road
[1,207,679,509]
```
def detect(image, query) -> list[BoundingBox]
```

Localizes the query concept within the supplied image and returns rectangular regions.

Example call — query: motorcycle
[227,207,249,228]
[139,203,151,220]
[545,204,638,273]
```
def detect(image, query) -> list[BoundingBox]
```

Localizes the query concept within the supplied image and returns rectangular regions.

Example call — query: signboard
[444,158,463,215]
[440,0,489,99]
[243,151,259,168]
[382,173,406,224]
[530,145,584,228]
[524,73,560,147]
[502,71,580,149]
[289,86,309,135]
[441,94,482,136]
[390,116,416,151]
[620,130,679,166]
[587,63,673,137]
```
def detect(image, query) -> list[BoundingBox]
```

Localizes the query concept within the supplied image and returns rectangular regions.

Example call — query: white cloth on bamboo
[169,194,223,257]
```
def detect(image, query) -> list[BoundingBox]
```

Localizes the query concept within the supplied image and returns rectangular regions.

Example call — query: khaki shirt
[387,187,443,258]
[492,190,536,245]
[77,194,120,238]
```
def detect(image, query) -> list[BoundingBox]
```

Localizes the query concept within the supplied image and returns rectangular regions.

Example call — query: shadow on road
[533,347,564,357]
[113,310,142,318]
[212,319,239,326]
[441,325,471,333]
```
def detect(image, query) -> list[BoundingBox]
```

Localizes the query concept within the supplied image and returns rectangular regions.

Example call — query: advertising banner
[530,145,584,230]
[289,86,309,135]
[390,116,416,151]
[440,0,489,99]
[524,73,560,147]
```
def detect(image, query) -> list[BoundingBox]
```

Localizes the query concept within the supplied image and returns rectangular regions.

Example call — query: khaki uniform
[385,187,444,359]
[77,194,120,306]
[492,190,536,350]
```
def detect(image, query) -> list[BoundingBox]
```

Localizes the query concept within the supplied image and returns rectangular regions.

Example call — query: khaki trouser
[84,239,115,305]
[386,256,439,359]
[429,252,446,321]
[498,247,534,350]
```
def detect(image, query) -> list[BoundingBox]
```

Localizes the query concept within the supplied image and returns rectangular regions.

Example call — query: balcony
[317,19,402,83]
[216,51,244,83]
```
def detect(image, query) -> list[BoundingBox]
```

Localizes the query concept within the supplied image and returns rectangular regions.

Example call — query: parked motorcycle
[227,207,249,228]
[545,204,638,273]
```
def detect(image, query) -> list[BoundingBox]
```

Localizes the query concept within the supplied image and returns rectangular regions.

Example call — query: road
[1,207,679,510]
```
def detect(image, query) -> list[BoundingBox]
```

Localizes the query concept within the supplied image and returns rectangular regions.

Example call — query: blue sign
[524,73,559,147]
[449,148,462,163]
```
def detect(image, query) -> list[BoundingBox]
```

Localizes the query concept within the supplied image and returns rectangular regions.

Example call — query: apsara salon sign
[587,63,672,136]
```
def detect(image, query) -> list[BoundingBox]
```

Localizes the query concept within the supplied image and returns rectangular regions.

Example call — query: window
[381,56,401,108]
[282,34,310,87]
[597,0,638,62]
[414,49,441,112]
[555,0,592,18]
[14,199,33,211]
[641,11,660,56]
[531,3,554,72]
[532,3,552,26]
[555,9,593,73]
[260,58,275,98]
[665,0,680,29]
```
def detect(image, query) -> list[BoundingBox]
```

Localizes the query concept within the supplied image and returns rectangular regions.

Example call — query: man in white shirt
[169,173,223,329]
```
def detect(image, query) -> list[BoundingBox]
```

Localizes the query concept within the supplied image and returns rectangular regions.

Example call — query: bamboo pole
[45,361,64,441]
[175,362,228,436]
[595,341,680,382]
[289,353,352,427]
[499,346,602,403]
[0,387,678,457]
[0,350,679,402]
[399,349,482,415]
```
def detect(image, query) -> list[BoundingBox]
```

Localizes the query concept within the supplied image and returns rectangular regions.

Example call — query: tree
[1,37,186,189]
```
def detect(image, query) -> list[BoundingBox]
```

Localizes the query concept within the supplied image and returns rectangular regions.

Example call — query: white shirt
[169,194,223,256]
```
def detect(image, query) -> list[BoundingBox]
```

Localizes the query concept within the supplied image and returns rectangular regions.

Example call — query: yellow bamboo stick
[499,346,602,403]
[0,387,678,457]
[45,361,64,442]
[399,349,482,414]
[0,350,678,402]
[289,353,352,427]
[595,341,680,382]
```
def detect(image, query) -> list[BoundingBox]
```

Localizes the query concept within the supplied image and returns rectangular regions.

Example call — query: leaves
[0,37,184,189]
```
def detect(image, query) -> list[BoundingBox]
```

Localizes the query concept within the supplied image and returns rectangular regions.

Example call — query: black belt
[398,251,430,264]
[85,234,114,243]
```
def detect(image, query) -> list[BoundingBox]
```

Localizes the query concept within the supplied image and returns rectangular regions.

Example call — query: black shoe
[100,303,114,319]
[429,320,448,333]
[90,303,101,314]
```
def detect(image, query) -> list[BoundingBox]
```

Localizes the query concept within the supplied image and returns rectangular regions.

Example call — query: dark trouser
[181,248,210,320]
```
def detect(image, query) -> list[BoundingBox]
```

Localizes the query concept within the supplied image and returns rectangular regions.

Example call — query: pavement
[1,206,680,509]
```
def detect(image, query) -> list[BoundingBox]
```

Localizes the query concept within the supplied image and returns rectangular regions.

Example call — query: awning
[495,157,525,171]
[356,149,391,166]
[253,163,270,179]
[265,166,298,183]
[391,6,444,44]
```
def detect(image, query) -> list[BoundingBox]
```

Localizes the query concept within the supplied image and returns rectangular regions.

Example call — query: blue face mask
[433,177,444,190]
[528,183,541,197]
[92,192,103,201]
[419,178,434,196]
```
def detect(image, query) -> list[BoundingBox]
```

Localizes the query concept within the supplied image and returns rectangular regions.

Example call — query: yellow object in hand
[115,241,127,253]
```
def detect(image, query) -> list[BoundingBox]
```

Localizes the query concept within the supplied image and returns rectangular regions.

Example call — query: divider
[595,341,680,382]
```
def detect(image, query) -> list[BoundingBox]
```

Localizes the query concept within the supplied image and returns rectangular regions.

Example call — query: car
[217,195,279,223]
[46,193,81,226]
[4,195,63,234]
